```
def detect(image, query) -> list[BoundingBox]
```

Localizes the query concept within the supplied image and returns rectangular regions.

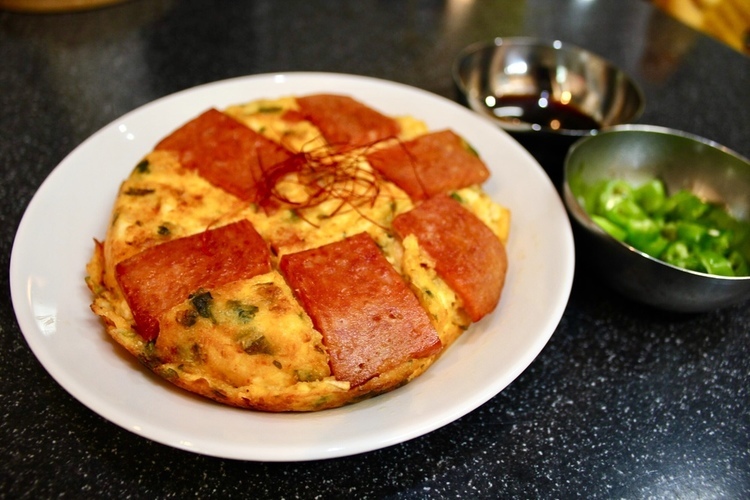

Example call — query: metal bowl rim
[573,124,750,163]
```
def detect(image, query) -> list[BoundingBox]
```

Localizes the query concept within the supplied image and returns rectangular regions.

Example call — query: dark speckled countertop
[1,0,749,498]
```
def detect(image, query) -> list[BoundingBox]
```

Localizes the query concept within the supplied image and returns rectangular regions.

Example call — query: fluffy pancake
[86,93,511,412]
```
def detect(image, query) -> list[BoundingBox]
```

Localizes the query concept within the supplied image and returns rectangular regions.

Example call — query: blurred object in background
[651,0,750,55]
[0,0,128,12]
[640,6,700,82]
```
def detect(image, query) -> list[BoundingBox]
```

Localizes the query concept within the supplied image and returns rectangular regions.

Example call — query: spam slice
[392,194,507,322]
[155,108,293,201]
[296,94,400,147]
[115,220,272,341]
[279,232,442,387]
[366,130,490,200]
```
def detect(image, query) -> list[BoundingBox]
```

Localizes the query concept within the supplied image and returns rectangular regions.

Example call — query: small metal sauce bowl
[563,125,750,312]
[453,37,644,137]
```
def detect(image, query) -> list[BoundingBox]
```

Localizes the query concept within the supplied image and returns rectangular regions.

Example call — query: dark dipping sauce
[490,94,600,131]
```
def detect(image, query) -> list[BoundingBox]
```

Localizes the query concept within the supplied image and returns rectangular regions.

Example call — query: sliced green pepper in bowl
[579,178,750,277]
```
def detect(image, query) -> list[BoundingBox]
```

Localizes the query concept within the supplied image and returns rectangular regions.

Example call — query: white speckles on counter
[2,0,749,498]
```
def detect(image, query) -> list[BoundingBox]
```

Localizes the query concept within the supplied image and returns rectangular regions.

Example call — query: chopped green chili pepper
[189,290,214,319]
[698,250,734,276]
[581,177,750,277]
[596,180,633,213]
[729,250,749,276]
[134,159,150,174]
[591,215,627,241]
[623,217,661,248]
[662,241,701,271]
[638,235,670,259]
[675,222,707,246]
[664,190,710,221]
[603,197,647,228]
[703,228,733,254]
[634,179,666,213]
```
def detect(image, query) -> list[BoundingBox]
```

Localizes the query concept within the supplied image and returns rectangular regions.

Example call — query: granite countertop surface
[1,0,748,497]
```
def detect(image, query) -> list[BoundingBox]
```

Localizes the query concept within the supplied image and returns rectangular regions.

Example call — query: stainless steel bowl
[453,37,644,137]
[564,125,750,312]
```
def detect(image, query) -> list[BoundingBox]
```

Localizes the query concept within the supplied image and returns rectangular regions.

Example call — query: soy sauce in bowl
[489,94,601,132]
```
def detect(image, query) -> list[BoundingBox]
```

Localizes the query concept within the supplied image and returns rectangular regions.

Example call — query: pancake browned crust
[85,94,511,412]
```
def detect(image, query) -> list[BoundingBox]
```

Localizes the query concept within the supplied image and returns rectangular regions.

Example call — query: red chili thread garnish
[195,134,424,240]
[250,139,411,229]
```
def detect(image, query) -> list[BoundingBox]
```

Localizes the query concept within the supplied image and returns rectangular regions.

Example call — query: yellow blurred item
[0,0,128,12]
[652,0,750,55]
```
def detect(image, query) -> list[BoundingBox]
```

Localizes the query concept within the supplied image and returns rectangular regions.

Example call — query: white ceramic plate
[10,73,574,461]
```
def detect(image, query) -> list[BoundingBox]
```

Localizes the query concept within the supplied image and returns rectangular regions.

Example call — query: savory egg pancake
[86,93,510,412]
